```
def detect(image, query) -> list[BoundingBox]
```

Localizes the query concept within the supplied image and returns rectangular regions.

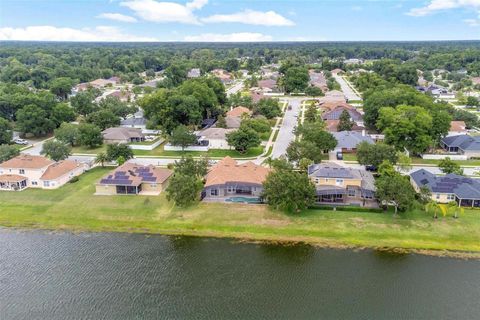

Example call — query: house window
[315,178,319,184]
[325,178,329,182]
[227,186,235,193]
[336,179,344,186]
[43,181,50,187]
[347,188,356,197]
[436,194,440,200]
[210,189,218,196]
[19,169,25,174]
[447,194,455,201]
[31,181,38,186]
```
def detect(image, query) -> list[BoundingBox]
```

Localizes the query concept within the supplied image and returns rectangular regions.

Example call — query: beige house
[0,155,86,191]
[308,162,376,206]
[102,127,145,144]
[197,128,235,149]
[202,157,270,201]
[95,162,172,195]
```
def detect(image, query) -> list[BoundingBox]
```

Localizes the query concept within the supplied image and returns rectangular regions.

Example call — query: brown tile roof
[0,154,53,169]
[205,156,270,187]
[0,174,27,183]
[227,106,252,117]
[40,160,82,180]
[450,121,467,132]
[98,162,172,186]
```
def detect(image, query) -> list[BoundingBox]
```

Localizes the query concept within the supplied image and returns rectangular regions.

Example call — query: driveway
[226,80,244,97]
[271,98,302,159]
[20,138,53,156]
[333,74,361,101]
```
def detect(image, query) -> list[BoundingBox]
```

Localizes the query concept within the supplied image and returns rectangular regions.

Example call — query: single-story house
[440,134,480,158]
[102,127,145,144]
[308,162,376,206]
[121,110,147,130]
[197,128,235,149]
[89,78,116,88]
[448,121,467,137]
[202,156,270,200]
[225,106,252,129]
[332,131,374,153]
[0,154,85,191]
[211,69,234,85]
[106,90,132,102]
[95,162,172,196]
[322,106,364,126]
[308,70,328,91]
[258,79,278,91]
[410,169,480,207]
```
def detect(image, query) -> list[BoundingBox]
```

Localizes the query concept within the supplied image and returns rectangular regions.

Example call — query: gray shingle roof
[332,131,373,149]
[308,162,375,192]
[322,107,363,121]
[441,135,480,151]
[411,169,480,199]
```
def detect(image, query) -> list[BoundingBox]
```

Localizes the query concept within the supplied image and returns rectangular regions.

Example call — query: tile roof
[0,174,27,182]
[441,134,480,151]
[258,79,277,89]
[332,131,373,149]
[227,106,252,117]
[411,169,480,199]
[99,163,172,186]
[40,160,82,180]
[205,157,270,187]
[449,121,467,132]
[0,154,54,169]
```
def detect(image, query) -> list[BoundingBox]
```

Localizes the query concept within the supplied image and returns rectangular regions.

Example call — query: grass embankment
[1,168,480,255]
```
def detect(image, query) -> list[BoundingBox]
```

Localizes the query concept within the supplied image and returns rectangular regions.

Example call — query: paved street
[271,98,302,159]
[333,74,361,101]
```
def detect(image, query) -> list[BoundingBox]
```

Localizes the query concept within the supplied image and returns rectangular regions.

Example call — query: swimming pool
[225,196,262,204]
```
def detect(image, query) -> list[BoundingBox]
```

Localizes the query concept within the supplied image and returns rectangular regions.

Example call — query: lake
[0,229,479,319]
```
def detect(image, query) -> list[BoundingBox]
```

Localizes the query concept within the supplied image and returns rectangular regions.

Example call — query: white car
[13,138,29,145]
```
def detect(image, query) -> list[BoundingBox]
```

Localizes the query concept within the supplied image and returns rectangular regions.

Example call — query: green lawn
[133,145,264,159]
[71,145,107,154]
[1,168,479,255]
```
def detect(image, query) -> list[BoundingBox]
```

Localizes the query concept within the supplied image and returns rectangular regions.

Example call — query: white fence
[421,154,468,160]
[163,144,209,152]
[129,138,164,151]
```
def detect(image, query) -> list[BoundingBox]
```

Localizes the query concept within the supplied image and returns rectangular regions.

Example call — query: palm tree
[94,152,108,168]
[447,201,464,219]
[425,201,446,219]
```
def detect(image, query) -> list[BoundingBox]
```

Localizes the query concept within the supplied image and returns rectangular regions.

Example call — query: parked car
[336,151,343,160]
[365,165,377,172]
[13,138,29,145]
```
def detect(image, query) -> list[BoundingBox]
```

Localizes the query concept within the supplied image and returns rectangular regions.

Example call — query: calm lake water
[0,229,479,319]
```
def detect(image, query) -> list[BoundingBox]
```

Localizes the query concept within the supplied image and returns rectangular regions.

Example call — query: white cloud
[202,9,294,26]
[464,15,480,25]
[97,13,138,22]
[184,32,272,42]
[351,6,363,11]
[120,0,207,24]
[407,0,480,16]
[0,26,157,42]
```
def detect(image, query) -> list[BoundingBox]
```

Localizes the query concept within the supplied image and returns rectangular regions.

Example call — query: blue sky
[0,0,479,41]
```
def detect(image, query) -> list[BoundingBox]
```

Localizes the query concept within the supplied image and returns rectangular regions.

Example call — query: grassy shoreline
[1,168,480,258]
